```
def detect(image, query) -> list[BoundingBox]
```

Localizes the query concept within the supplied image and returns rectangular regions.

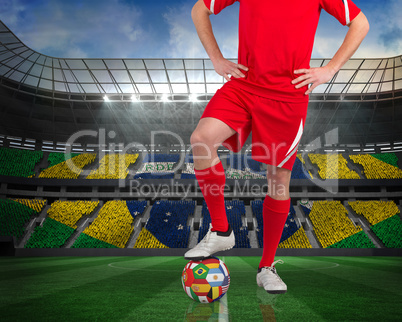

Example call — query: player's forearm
[191,1,224,63]
[326,12,369,73]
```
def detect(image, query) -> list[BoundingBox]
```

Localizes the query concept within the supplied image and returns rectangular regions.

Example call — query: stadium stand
[45,152,80,168]
[181,162,196,179]
[12,199,47,213]
[228,154,262,173]
[25,218,75,248]
[0,199,46,240]
[199,200,251,248]
[349,154,402,179]
[73,200,137,248]
[134,153,178,179]
[252,200,312,248]
[25,201,98,248]
[309,153,360,179]
[371,215,402,248]
[0,147,43,177]
[349,200,400,226]
[134,200,193,248]
[72,233,118,248]
[349,200,402,248]
[47,200,99,228]
[291,155,313,179]
[225,153,265,179]
[39,153,96,179]
[225,168,266,179]
[371,153,400,168]
[299,200,374,248]
[86,153,138,179]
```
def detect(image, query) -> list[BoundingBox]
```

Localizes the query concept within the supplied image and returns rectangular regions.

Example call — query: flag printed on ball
[181,257,230,303]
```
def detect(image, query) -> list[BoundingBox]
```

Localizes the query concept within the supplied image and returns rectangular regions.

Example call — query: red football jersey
[203,0,361,102]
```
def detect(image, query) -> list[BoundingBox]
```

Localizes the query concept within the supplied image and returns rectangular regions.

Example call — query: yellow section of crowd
[83,200,133,248]
[278,226,312,248]
[348,200,400,226]
[349,154,402,179]
[309,154,360,179]
[133,228,169,248]
[47,200,99,229]
[39,154,96,179]
[86,154,138,179]
[12,198,46,213]
[309,201,362,248]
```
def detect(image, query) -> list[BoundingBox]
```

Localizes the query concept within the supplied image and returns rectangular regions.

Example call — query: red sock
[259,195,290,268]
[194,161,228,232]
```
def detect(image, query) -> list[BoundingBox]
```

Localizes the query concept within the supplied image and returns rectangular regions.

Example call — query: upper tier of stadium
[0,20,401,146]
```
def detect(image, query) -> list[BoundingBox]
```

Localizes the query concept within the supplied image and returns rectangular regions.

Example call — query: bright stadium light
[103,95,110,102]
[190,94,198,102]
[131,94,139,102]
[161,94,169,102]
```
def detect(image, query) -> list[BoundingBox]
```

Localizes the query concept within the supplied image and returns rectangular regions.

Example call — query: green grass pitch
[0,256,401,321]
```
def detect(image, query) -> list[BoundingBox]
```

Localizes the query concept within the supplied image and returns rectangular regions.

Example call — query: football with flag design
[181,256,230,303]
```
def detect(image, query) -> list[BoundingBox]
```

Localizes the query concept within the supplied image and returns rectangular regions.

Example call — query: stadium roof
[0,20,401,148]
[0,20,401,101]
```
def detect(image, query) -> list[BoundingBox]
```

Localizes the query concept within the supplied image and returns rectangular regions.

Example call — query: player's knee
[190,130,215,150]
[266,166,291,185]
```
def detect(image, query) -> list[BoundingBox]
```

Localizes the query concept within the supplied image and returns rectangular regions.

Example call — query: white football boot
[256,260,287,294]
[184,224,235,261]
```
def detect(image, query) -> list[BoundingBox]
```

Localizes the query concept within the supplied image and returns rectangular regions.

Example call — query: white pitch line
[219,256,230,321]
[108,260,339,272]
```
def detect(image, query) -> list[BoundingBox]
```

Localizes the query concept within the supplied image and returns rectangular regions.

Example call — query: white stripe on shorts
[210,0,216,14]
[278,119,304,168]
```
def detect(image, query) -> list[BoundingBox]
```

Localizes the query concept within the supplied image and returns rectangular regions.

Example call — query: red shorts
[201,81,309,171]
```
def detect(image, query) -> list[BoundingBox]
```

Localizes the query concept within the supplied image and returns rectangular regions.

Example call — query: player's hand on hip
[212,57,248,82]
[292,66,336,95]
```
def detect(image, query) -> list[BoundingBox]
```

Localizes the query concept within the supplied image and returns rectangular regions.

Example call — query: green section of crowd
[0,199,45,239]
[328,231,375,248]
[71,233,118,248]
[25,218,75,248]
[371,215,402,248]
[0,147,42,177]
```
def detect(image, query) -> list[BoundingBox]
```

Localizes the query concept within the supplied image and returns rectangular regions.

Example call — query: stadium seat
[291,154,313,179]
[349,154,402,179]
[24,200,98,248]
[0,147,43,177]
[39,153,96,179]
[135,154,178,179]
[252,200,312,248]
[299,200,374,248]
[134,200,194,248]
[199,200,251,248]
[75,200,136,248]
[0,199,46,240]
[87,153,138,179]
[309,153,360,179]
[349,200,401,248]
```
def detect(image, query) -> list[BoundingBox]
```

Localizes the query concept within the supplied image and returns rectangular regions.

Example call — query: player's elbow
[360,13,370,35]
[350,12,370,36]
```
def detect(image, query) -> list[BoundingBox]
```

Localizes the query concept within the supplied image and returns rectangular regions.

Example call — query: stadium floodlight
[131,94,139,102]
[190,94,198,102]
[103,95,110,102]
[161,94,169,102]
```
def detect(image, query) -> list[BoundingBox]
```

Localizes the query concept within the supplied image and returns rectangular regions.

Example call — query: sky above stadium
[0,0,401,59]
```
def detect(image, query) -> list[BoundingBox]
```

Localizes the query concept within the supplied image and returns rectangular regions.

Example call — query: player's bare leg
[257,165,291,293]
[190,117,235,170]
[184,117,236,260]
